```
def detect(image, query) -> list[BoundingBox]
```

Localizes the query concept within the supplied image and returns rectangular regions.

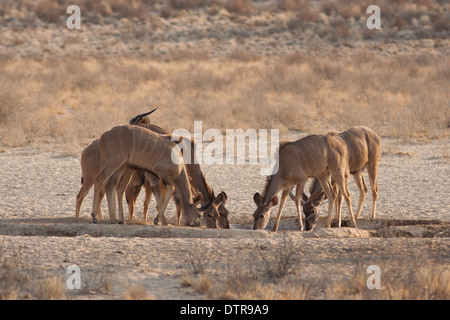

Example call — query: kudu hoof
[91,213,98,224]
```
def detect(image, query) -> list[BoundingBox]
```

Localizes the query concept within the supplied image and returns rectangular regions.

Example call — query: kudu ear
[168,135,183,145]
[132,117,150,128]
[193,192,203,205]
[214,191,227,206]
[301,193,308,207]
[317,192,326,202]
[302,193,308,202]
[269,196,278,207]
[253,193,262,205]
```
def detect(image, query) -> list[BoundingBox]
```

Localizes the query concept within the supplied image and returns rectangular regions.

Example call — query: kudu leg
[367,160,379,219]
[353,171,368,219]
[125,186,137,222]
[142,179,152,221]
[105,173,119,223]
[151,181,169,226]
[333,170,357,228]
[176,205,182,227]
[125,177,145,221]
[335,191,343,227]
[116,167,135,223]
[92,160,126,224]
[293,181,307,231]
[157,185,174,226]
[271,189,289,232]
[91,184,105,221]
[318,177,336,228]
[75,176,93,218]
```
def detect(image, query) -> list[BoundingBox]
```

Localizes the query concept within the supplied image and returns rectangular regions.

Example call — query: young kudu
[292,126,381,230]
[253,132,356,232]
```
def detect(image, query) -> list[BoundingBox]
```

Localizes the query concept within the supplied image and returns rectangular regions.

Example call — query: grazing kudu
[291,126,381,230]
[91,125,208,226]
[75,108,159,220]
[253,132,356,232]
[294,178,330,231]
[115,129,230,228]
[151,137,230,228]
[112,113,170,223]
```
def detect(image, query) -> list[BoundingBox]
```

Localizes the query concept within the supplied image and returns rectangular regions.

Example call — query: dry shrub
[122,285,151,300]
[228,48,260,62]
[0,53,448,151]
[254,236,298,279]
[206,263,262,299]
[35,0,62,23]
[277,0,297,11]
[283,51,307,65]
[205,261,311,300]
[81,266,114,294]
[182,249,210,275]
[182,274,212,294]
[320,1,336,16]
[286,1,319,30]
[109,0,148,19]
[225,0,254,16]
[36,276,65,300]
[311,58,342,80]
[168,0,219,10]
[431,11,450,33]
[325,255,450,300]
[165,48,210,62]
[0,243,32,300]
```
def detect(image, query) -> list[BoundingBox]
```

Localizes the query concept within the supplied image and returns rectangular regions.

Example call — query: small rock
[312,228,371,238]
[377,225,428,238]
[434,229,450,238]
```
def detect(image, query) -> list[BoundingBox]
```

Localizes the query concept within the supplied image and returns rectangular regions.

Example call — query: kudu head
[302,189,326,231]
[201,191,229,229]
[129,108,158,128]
[252,192,278,230]
[184,191,204,227]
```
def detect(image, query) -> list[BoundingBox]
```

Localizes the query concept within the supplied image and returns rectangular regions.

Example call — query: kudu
[291,126,381,230]
[91,125,211,226]
[252,132,356,232]
[75,108,159,220]
[115,131,230,228]
[76,109,229,228]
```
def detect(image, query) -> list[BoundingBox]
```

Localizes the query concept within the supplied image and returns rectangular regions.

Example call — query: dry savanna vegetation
[0,0,449,151]
[0,53,449,152]
[0,0,449,301]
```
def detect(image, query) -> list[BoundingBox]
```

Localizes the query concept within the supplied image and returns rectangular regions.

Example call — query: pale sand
[0,137,449,299]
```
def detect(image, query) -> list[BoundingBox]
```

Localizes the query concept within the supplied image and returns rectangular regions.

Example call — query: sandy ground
[0,136,449,299]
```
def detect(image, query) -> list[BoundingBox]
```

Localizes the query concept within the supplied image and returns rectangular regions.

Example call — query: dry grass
[182,249,211,275]
[122,284,152,300]
[324,257,450,300]
[0,53,448,153]
[254,235,298,279]
[177,238,450,300]
[36,276,65,300]
[0,0,448,38]
[0,243,32,300]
